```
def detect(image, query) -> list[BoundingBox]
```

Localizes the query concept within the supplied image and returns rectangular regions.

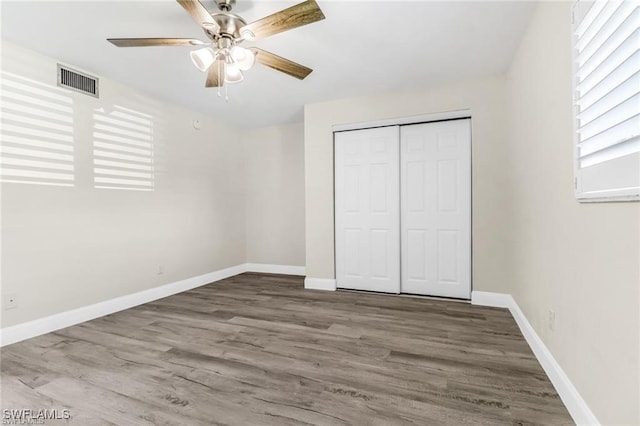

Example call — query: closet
[334,118,471,299]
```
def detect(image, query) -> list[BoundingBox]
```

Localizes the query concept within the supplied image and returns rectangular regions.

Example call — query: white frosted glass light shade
[240,28,255,41]
[224,63,244,84]
[230,46,255,71]
[190,47,217,72]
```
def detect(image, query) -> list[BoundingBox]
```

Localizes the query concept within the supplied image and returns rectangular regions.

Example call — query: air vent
[57,64,99,98]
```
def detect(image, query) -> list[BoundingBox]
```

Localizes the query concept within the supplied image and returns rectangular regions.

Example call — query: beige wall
[1,41,246,327]
[506,3,639,425]
[243,123,305,267]
[304,76,512,293]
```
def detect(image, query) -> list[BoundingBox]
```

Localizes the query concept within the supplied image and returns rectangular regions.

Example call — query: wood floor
[1,273,573,425]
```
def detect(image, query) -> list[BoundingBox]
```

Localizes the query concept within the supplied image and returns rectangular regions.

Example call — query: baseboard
[0,264,247,347]
[507,298,600,425]
[0,262,311,347]
[472,291,600,426]
[245,263,305,276]
[304,277,336,291]
[471,290,512,308]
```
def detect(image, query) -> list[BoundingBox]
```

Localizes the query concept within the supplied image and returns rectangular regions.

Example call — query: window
[572,0,639,201]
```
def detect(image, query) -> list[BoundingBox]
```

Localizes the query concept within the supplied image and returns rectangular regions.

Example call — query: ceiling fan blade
[242,0,325,41]
[108,38,206,47]
[251,48,312,80]
[206,60,225,87]
[176,0,219,32]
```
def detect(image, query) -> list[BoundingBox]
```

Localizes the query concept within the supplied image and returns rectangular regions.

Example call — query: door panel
[437,159,459,213]
[344,229,361,277]
[406,229,427,280]
[370,163,388,212]
[335,126,400,293]
[406,161,426,212]
[437,229,459,282]
[400,119,471,298]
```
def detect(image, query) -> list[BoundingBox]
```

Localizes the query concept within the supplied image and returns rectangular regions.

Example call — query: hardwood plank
[0,273,573,425]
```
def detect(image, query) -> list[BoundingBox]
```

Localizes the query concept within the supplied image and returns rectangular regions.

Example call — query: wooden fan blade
[176,0,219,31]
[108,38,206,47]
[206,60,225,87]
[242,0,325,41]
[251,48,312,80]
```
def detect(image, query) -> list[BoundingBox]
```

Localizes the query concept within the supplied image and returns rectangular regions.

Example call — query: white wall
[505,3,639,425]
[304,76,512,293]
[1,41,247,327]
[243,123,305,267]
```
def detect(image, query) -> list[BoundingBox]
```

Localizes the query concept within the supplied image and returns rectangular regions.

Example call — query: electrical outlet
[3,293,18,310]
[157,265,164,275]
[548,310,556,331]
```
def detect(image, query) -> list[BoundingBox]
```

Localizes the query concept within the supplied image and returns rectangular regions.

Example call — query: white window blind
[573,0,640,201]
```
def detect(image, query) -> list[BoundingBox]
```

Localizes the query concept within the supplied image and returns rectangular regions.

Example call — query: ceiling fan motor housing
[205,12,247,41]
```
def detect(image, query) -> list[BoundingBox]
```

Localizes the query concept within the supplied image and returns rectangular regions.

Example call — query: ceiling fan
[107,0,325,88]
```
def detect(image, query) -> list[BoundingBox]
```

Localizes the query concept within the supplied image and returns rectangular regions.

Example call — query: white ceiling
[1,0,536,128]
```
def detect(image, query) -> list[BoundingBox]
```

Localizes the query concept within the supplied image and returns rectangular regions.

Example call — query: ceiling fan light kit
[190,47,217,72]
[230,46,255,70]
[107,0,325,96]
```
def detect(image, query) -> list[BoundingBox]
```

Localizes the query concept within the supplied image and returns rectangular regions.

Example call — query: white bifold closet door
[400,119,471,299]
[334,126,400,293]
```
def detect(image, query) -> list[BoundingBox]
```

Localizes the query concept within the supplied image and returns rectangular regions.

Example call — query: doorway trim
[332,109,472,133]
